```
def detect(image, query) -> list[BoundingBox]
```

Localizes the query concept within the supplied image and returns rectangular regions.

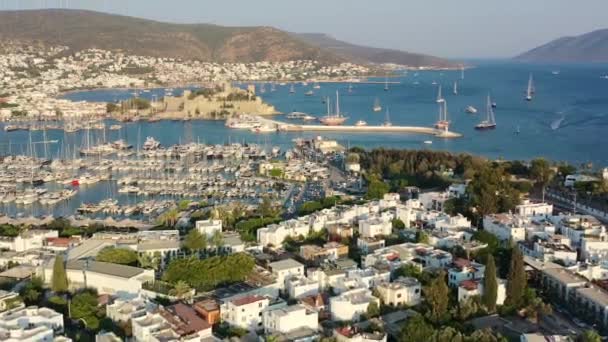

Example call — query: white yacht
[465,106,478,114]
[143,137,161,150]
[355,120,367,126]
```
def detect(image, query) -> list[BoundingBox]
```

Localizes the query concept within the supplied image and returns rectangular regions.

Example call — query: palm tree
[170,280,193,302]
[158,208,179,227]
[211,230,224,255]
[138,252,161,271]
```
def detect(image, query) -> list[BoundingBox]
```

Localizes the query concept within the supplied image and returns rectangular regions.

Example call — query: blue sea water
[2,61,608,167]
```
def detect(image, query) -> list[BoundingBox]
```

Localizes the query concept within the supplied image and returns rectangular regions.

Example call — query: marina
[2,63,607,167]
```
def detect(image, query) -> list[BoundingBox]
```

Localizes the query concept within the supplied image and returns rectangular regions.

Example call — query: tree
[399,314,434,342]
[366,175,389,200]
[70,290,102,330]
[505,246,527,308]
[425,271,449,322]
[20,277,44,306]
[434,327,464,342]
[578,330,601,342]
[170,280,193,300]
[530,158,554,201]
[158,208,180,227]
[467,164,520,218]
[96,247,138,266]
[51,255,69,293]
[163,253,255,291]
[366,301,380,318]
[482,254,498,312]
[138,252,161,270]
[415,230,429,244]
[211,230,224,250]
[392,218,405,229]
[183,229,207,253]
[259,196,280,218]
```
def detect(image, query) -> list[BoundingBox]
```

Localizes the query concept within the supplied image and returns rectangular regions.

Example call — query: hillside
[293,33,458,68]
[0,9,456,67]
[515,29,608,62]
[0,9,340,63]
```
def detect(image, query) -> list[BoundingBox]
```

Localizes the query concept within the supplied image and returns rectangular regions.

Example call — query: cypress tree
[482,254,498,312]
[426,271,449,322]
[51,255,69,293]
[505,246,526,308]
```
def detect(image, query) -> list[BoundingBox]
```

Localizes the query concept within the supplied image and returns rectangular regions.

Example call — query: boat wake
[550,115,565,130]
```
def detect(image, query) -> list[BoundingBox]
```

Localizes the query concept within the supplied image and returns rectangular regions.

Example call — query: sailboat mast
[335,90,340,118]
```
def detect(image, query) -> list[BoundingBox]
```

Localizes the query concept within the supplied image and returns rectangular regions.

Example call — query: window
[259,303,263,308]
[397,294,402,298]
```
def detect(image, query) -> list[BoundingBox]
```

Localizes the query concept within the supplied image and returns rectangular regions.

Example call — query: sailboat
[525,74,534,101]
[319,91,348,126]
[435,99,450,130]
[460,65,465,80]
[289,84,295,94]
[384,77,389,91]
[475,95,497,130]
[348,84,353,93]
[453,81,458,95]
[382,107,392,127]
[373,98,382,112]
[270,83,276,92]
[259,83,266,94]
[313,83,321,89]
[436,85,444,103]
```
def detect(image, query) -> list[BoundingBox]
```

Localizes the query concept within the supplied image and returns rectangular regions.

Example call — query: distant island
[0,9,457,68]
[515,28,608,62]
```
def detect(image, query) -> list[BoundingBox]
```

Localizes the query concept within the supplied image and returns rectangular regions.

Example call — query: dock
[256,117,463,138]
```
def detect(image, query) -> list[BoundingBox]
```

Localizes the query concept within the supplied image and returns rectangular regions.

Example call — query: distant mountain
[292,33,458,68]
[0,9,340,63]
[515,29,608,62]
[0,9,456,67]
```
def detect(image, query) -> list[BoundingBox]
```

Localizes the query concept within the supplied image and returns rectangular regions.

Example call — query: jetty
[255,117,463,138]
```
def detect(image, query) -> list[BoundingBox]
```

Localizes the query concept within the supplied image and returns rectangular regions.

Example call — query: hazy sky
[2,0,607,58]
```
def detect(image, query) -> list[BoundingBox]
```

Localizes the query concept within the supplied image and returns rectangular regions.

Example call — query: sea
[1,61,608,218]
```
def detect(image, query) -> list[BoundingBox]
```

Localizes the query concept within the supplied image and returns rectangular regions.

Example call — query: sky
[1,0,607,58]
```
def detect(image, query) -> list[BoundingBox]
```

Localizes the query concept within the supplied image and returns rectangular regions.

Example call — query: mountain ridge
[292,33,458,68]
[515,28,608,62]
[0,9,456,67]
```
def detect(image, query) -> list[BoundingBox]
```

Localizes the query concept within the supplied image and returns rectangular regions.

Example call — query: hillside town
[0,143,608,341]
[0,43,370,121]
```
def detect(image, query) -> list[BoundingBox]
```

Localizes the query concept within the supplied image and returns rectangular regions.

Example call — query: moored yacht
[475,95,497,130]
[355,120,367,127]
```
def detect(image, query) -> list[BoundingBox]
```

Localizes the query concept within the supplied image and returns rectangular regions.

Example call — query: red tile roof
[459,280,479,291]
[232,295,266,306]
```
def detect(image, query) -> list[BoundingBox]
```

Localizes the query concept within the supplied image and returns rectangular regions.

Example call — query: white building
[43,259,154,296]
[516,201,553,218]
[257,221,309,247]
[457,278,506,305]
[0,230,58,252]
[220,295,270,331]
[195,219,223,238]
[0,306,64,341]
[329,288,378,322]
[0,291,21,313]
[262,304,318,335]
[448,259,485,287]
[375,277,421,307]
[269,259,305,290]
[286,276,319,299]
[131,304,212,342]
[483,214,527,242]
[358,217,392,239]
[106,295,156,324]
